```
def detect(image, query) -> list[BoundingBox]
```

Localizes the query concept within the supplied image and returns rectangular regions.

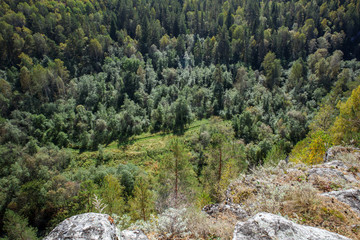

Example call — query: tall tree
[157,138,197,208]
[129,176,154,221]
[102,175,124,215]
[212,65,224,115]
[216,26,230,64]
[173,96,193,134]
[262,51,282,90]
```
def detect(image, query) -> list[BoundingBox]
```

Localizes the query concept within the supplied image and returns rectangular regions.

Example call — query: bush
[290,130,333,165]
[331,86,360,146]
[156,208,190,239]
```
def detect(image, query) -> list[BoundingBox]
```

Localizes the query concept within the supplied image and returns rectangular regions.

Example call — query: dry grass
[135,207,235,240]
[337,150,360,169]
[184,208,234,240]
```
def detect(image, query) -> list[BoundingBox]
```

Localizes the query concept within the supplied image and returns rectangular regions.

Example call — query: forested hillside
[0,0,360,238]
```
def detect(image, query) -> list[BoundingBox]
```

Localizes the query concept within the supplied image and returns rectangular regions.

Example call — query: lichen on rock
[44,213,121,240]
[233,212,351,240]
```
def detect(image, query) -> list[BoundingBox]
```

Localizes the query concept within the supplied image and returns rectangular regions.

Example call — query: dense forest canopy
[0,0,360,238]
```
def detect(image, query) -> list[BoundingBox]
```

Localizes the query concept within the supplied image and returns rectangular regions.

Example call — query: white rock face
[44,213,121,240]
[44,213,149,240]
[322,189,360,217]
[233,212,351,240]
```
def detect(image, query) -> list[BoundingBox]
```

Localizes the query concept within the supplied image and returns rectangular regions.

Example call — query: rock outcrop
[202,202,248,220]
[322,189,360,217]
[44,213,121,240]
[321,160,349,170]
[324,146,360,162]
[307,167,358,183]
[306,160,360,184]
[44,212,150,240]
[233,212,351,240]
[120,230,149,240]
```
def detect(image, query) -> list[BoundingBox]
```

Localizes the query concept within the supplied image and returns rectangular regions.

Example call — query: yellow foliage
[330,86,360,145]
[160,34,170,50]
[290,130,332,165]
[218,160,238,200]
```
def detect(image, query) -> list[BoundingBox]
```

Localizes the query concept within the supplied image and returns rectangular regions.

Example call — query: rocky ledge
[233,212,351,240]
[322,189,360,217]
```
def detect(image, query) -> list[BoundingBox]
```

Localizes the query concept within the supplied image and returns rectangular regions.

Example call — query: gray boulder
[44,213,150,240]
[307,161,359,183]
[44,213,121,240]
[203,202,248,220]
[233,212,351,240]
[307,167,356,183]
[322,189,360,217]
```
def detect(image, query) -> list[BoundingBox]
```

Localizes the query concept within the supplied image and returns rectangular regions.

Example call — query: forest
[0,0,360,238]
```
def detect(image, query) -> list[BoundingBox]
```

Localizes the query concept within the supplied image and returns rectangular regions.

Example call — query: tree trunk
[175,155,178,202]
[218,146,222,182]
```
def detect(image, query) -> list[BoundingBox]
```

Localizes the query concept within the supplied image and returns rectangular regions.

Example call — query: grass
[69,119,210,171]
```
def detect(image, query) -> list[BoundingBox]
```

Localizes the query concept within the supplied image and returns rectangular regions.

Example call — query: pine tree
[262,51,282,90]
[2,210,38,240]
[157,138,198,208]
[102,175,125,215]
[129,176,154,221]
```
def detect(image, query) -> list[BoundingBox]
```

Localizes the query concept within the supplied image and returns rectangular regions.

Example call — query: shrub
[331,86,360,146]
[290,130,333,165]
[156,208,190,239]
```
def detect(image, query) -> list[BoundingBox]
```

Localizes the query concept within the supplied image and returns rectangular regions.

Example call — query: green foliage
[264,142,288,166]
[262,52,282,90]
[101,175,125,215]
[117,163,141,197]
[157,137,198,208]
[116,96,148,146]
[232,110,258,143]
[0,0,359,237]
[2,210,38,240]
[79,180,96,212]
[288,58,306,90]
[129,176,154,221]
[290,130,333,165]
[173,96,193,134]
[201,117,245,201]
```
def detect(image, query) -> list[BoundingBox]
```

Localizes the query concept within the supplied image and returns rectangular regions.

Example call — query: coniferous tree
[2,210,38,240]
[129,176,154,221]
[262,51,282,90]
[102,175,125,215]
[157,138,197,208]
